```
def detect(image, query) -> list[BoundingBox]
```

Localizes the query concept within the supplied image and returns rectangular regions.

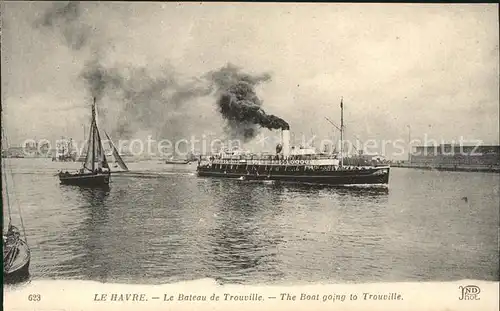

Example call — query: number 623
[28,294,41,301]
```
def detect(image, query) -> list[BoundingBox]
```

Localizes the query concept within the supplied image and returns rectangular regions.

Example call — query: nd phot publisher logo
[458,285,480,301]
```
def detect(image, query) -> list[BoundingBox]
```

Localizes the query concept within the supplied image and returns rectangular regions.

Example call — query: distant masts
[407,124,411,164]
[340,97,344,167]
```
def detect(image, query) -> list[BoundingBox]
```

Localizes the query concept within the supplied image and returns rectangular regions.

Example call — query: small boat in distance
[165,158,191,165]
[58,98,110,187]
[165,152,198,165]
[2,127,31,283]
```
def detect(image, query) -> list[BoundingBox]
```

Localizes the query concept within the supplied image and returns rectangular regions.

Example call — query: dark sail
[105,131,129,171]
[82,100,108,171]
[94,125,109,169]
[83,120,94,172]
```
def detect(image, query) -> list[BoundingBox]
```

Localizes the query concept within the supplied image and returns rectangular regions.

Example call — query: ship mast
[94,97,103,170]
[91,97,96,172]
[340,97,344,167]
[1,128,13,226]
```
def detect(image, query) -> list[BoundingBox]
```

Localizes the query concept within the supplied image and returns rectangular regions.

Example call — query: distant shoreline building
[410,144,500,167]
[2,142,52,158]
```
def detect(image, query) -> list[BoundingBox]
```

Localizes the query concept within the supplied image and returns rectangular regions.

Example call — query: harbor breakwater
[391,163,500,173]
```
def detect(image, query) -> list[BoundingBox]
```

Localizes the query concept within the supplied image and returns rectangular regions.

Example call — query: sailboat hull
[59,172,110,187]
[3,239,30,284]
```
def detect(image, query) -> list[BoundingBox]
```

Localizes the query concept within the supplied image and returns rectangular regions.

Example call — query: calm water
[2,158,499,284]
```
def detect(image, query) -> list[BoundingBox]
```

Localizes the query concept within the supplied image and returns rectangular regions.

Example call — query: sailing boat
[58,98,111,187]
[2,128,31,283]
[104,131,129,172]
[165,157,191,165]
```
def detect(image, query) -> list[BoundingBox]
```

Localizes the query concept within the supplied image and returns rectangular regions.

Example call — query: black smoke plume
[205,63,289,142]
[109,67,212,140]
[79,57,123,102]
[34,1,91,51]
[34,2,212,141]
[78,59,212,140]
[35,3,289,144]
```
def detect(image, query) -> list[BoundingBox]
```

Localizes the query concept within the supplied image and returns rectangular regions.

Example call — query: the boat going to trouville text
[197,98,390,186]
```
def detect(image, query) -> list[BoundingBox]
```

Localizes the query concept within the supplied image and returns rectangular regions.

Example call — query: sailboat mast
[1,131,12,226]
[91,97,96,172]
[340,97,344,167]
[94,97,103,170]
[95,101,98,127]
[2,128,28,242]
[0,109,9,226]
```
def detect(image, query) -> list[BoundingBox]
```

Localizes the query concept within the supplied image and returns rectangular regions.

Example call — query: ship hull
[59,172,110,188]
[3,239,30,284]
[197,166,390,186]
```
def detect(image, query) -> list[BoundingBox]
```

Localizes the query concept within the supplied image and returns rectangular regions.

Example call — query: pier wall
[401,144,500,172]
[392,162,500,173]
[410,154,499,167]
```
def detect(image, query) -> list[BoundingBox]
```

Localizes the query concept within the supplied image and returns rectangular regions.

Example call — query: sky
[1,2,499,159]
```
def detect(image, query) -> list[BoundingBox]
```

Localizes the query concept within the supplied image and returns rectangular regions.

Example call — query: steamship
[197,98,390,186]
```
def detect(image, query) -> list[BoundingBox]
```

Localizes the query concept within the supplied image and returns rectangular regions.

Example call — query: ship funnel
[282,129,290,157]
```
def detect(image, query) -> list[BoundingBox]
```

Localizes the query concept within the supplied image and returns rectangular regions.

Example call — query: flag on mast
[340,97,343,109]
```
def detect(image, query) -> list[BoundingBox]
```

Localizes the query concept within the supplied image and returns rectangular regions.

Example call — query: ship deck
[203,158,388,168]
